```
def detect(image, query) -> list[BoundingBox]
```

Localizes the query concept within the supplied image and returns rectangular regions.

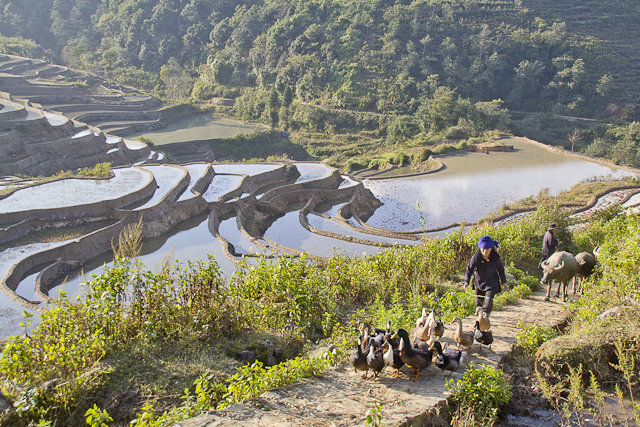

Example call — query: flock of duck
[349,307,494,381]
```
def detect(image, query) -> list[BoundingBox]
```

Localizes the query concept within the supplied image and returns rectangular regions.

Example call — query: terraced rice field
[134,165,185,210]
[0,168,149,212]
[202,175,244,202]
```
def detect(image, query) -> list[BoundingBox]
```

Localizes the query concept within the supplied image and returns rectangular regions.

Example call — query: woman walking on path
[542,223,559,262]
[462,236,509,316]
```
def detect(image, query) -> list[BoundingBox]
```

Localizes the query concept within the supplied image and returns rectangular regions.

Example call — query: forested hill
[0,0,633,113]
[1,0,639,167]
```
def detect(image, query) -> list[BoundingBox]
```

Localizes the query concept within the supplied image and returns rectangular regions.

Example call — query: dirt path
[174,288,572,427]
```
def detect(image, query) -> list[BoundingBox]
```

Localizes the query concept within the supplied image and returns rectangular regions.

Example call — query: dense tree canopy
[0,0,628,114]
[1,0,639,166]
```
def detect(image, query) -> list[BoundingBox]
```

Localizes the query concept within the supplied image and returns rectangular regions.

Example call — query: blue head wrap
[478,236,499,249]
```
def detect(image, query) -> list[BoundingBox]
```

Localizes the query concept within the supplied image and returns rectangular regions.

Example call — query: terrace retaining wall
[0,218,131,312]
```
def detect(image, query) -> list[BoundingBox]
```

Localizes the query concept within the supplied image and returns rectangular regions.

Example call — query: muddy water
[363,139,637,231]
[128,114,262,145]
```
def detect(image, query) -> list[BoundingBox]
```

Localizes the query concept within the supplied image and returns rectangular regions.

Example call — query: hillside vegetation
[2,1,640,169]
[0,186,639,426]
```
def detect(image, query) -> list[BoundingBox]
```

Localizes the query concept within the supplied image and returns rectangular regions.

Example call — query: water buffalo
[540,251,579,302]
[573,252,597,294]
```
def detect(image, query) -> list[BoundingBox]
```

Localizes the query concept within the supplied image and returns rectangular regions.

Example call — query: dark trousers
[476,288,497,315]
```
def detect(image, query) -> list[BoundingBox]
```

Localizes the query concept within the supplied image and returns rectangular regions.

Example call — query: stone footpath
[174,288,571,427]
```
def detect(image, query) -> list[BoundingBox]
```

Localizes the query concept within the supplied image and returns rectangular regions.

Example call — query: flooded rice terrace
[0,168,150,212]
[128,114,263,145]
[0,138,638,338]
[364,139,636,231]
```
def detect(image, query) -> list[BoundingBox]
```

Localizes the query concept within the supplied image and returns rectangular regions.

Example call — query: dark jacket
[542,230,559,259]
[464,249,507,292]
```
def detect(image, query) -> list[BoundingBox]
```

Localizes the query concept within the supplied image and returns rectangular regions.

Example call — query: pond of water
[0,168,149,213]
[211,164,280,176]
[39,214,244,305]
[43,111,68,126]
[263,208,384,258]
[128,114,262,145]
[177,164,209,201]
[217,216,259,254]
[307,213,419,246]
[363,138,638,231]
[122,138,147,150]
[0,239,75,337]
[202,175,244,202]
[623,192,640,207]
[294,163,334,183]
[134,165,185,210]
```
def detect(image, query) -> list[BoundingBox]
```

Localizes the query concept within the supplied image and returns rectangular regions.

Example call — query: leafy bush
[516,320,558,354]
[346,158,368,171]
[137,136,154,145]
[415,147,433,163]
[230,254,336,334]
[355,290,422,333]
[447,363,511,426]
[445,126,470,140]
[494,283,532,311]
[429,289,476,323]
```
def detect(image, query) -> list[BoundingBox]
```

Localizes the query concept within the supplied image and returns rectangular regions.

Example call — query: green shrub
[516,320,558,354]
[392,152,410,166]
[433,144,456,155]
[346,159,367,171]
[494,283,532,311]
[445,126,469,140]
[415,147,433,163]
[429,289,476,322]
[447,363,511,426]
[137,136,153,144]
[76,162,111,178]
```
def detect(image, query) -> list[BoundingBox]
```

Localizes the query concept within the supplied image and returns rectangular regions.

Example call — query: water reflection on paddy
[315,201,348,217]
[0,168,149,213]
[202,175,244,202]
[135,165,185,210]
[307,214,419,246]
[212,164,280,176]
[45,214,241,301]
[264,210,384,257]
[217,216,256,254]
[364,139,638,231]
[294,163,333,183]
[128,114,262,145]
[177,164,209,201]
[0,240,75,337]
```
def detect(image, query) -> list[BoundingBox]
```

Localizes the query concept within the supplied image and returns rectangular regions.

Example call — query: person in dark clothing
[542,224,559,261]
[463,236,509,316]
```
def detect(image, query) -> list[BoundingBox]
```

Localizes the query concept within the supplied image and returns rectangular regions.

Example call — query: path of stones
[175,287,570,427]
